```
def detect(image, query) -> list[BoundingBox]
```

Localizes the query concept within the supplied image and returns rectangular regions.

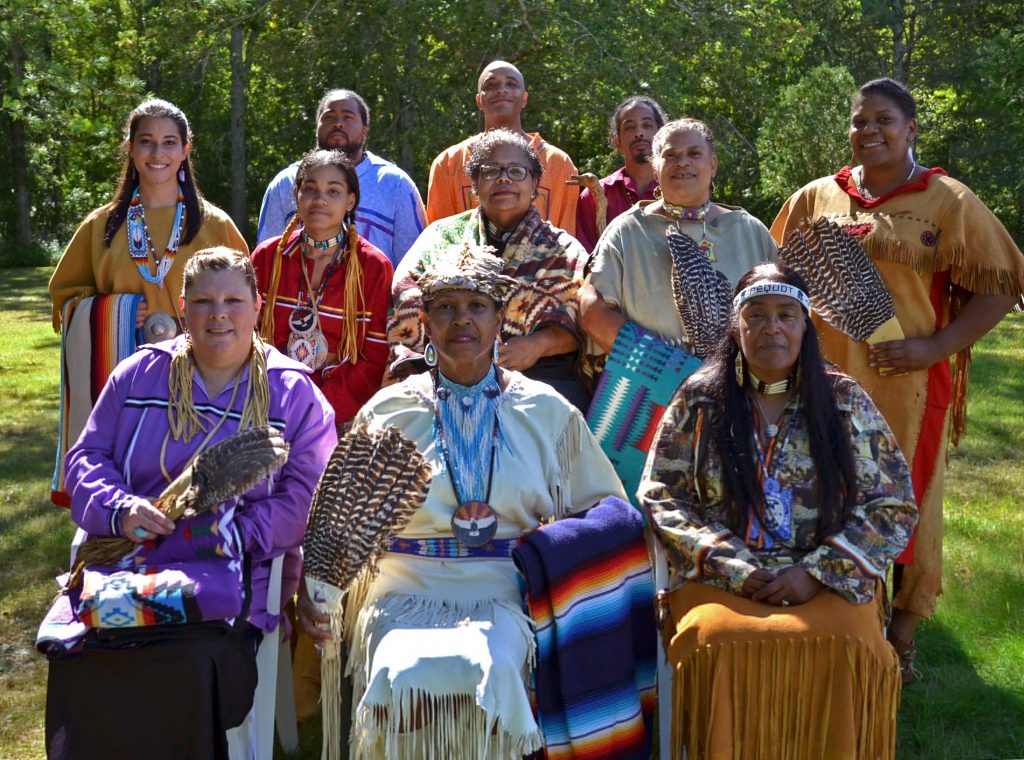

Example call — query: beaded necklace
[287,241,345,371]
[127,185,185,288]
[747,395,799,548]
[660,198,714,259]
[432,366,502,547]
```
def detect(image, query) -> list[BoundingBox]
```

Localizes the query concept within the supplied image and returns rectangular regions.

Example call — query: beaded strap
[387,536,517,559]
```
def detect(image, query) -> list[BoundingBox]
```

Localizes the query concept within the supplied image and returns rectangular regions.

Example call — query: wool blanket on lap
[586,322,702,505]
[513,496,657,760]
[52,294,143,506]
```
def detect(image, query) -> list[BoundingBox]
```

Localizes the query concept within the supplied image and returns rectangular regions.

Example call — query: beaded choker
[302,226,346,251]
[661,198,711,222]
[747,369,791,395]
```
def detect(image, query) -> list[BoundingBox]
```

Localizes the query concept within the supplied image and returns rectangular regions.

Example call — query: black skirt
[46,622,259,760]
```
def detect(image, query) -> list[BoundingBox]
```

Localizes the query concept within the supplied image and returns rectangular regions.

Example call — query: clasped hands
[741,566,823,606]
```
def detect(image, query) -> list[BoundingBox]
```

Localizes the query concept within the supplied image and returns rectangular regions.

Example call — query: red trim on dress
[896,269,953,564]
[833,166,947,208]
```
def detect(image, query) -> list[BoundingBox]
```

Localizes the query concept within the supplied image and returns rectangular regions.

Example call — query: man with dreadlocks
[256,88,426,268]
[573,95,667,252]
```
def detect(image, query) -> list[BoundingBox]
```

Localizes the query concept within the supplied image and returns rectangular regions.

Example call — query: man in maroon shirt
[575,96,667,252]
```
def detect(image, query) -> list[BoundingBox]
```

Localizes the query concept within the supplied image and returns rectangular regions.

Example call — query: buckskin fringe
[348,594,540,759]
[672,635,900,760]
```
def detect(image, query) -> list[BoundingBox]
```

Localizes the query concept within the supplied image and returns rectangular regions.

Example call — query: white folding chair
[228,554,299,759]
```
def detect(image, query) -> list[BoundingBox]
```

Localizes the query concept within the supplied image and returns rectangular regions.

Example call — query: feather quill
[666,227,733,358]
[777,218,904,344]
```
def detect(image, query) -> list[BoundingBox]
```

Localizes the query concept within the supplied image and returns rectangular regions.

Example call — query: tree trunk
[229,24,249,239]
[9,35,32,248]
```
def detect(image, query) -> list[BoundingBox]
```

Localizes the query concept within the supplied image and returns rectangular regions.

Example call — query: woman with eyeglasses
[388,128,591,410]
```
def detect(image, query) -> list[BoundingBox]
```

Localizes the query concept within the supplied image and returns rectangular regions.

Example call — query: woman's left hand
[496,335,545,372]
[868,336,944,374]
[751,566,823,606]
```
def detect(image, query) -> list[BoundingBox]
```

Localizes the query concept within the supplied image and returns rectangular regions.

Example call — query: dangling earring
[424,341,438,367]
[128,164,137,181]
[493,339,502,364]
[710,178,717,197]
[734,351,745,387]
[178,165,186,183]
[653,186,663,200]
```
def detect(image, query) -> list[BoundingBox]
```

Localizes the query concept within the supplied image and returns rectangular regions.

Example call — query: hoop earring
[493,339,501,364]
[734,351,745,387]
[424,341,438,367]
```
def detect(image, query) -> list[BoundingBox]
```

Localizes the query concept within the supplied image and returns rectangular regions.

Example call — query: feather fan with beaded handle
[65,426,290,591]
[666,227,734,359]
[777,217,905,347]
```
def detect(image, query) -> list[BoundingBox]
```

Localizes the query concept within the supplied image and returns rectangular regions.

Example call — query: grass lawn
[1,266,1022,758]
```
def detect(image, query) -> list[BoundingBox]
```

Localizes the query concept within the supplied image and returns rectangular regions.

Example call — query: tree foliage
[2,0,1023,264]
[757,64,857,207]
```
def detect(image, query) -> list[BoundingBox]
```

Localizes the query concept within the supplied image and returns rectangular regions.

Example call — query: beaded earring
[424,341,438,367]
[493,339,501,364]
[734,350,745,387]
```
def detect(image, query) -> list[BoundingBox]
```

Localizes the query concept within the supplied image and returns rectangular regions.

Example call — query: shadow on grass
[899,621,1024,759]
[0,424,59,484]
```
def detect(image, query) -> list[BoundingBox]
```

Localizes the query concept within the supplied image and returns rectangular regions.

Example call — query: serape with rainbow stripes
[52,294,143,506]
[513,496,657,759]
[586,322,702,505]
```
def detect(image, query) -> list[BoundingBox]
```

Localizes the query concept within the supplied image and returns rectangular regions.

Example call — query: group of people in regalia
[38,57,1024,760]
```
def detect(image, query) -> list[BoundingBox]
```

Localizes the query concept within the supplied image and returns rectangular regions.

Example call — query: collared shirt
[575,166,658,252]
[256,151,426,268]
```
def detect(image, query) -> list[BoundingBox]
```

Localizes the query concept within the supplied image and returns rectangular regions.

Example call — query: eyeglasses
[478,164,531,181]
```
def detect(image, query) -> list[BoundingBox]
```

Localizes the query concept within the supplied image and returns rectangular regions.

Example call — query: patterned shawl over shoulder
[388,207,587,354]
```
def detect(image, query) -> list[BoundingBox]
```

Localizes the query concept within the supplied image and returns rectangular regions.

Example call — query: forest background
[2,0,1024,263]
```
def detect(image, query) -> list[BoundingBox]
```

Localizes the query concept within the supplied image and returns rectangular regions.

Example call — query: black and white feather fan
[302,423,431,611]
[666,227,734,359]
[777,217,904,344]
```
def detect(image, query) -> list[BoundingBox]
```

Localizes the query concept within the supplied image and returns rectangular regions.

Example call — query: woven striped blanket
[513,496,657,760]
[586,322,702,505]
[52,294,143,506]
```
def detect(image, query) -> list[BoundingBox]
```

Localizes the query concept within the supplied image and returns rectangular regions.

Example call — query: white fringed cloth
[347,587,541,759]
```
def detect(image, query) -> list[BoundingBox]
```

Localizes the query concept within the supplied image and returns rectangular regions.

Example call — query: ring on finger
[134,526,149,539]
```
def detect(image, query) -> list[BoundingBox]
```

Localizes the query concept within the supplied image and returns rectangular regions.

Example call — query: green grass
[1,266,1022,758]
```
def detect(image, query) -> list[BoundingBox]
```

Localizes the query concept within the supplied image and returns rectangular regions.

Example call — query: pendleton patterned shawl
[388,207,587,356]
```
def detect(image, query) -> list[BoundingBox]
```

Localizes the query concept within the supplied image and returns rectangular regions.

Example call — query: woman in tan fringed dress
[641,263,917,760]
[771,78,1024,681]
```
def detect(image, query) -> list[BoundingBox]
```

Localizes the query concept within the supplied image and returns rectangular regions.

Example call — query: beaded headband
[419,243,519,306]
[733,281,810,312]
